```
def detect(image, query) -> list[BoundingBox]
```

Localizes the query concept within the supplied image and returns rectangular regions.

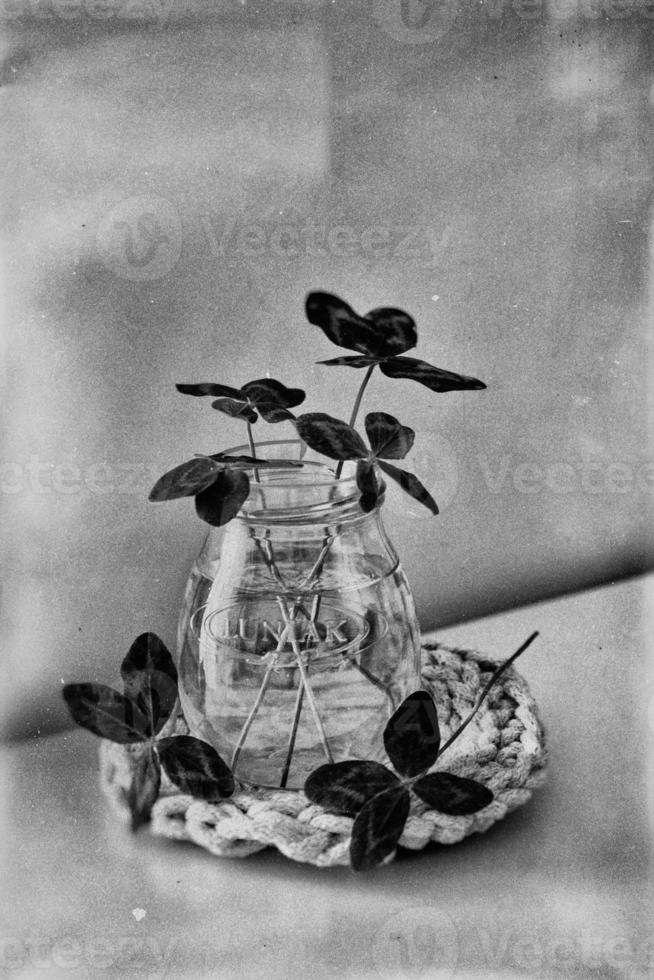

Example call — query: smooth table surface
[1,577,652,980]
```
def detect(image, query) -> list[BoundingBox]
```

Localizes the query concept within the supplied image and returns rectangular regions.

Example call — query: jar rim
[220,439,383,521]
[222,439,358,489]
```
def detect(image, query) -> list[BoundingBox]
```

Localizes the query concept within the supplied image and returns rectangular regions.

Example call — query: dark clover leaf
[317,355,376,368]
[309,291,486,395]
[377,461,438,516]
[355,459,382,514]
[412,772,494,816]
[300,635,537,869]
[240,378,305,412]
[148,457,220,502]
[250,456,302,468]
[124,748,161,831]
[194,468,250,527]
[178,378,304,425]
[255,406,296,424]
[150,454,302,522]
[379,356,486,393]
[211,397,258,423]
[176,382,242,399]
[383,691,441,778]
[365,412,415,460]
[209,453,302,471]
[62,683,150,743]
[296,410,436,516]
[350,785,411,872]
[364,307,418,356]
[306,292,385,357]
[120,633,178,736]
[295,413,368,461]
[304,760,399,817]
[157,735,234,801]
[306,292,417,359]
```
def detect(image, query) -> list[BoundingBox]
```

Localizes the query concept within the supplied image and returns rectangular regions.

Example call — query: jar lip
[222,439,358,490]
[220,440,384,520]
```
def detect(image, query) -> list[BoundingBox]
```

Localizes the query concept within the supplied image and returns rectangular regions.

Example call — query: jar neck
[221,440,384,527]
[239,479,385,527]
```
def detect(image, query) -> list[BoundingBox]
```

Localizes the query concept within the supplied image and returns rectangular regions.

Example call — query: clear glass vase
[177,441,422,789]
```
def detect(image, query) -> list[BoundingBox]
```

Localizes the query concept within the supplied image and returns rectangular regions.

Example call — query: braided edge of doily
[99,643,547,867]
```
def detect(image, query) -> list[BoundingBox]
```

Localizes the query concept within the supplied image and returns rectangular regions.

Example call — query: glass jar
[177,441,422,789]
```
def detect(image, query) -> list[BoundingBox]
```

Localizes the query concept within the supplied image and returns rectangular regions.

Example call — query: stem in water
[230,651,279,775]
[277,596,334,765]
[279,594,320,787]
[251,532,287,590]
[280,680,305,789]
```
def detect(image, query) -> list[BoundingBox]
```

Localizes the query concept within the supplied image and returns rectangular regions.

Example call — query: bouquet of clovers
[63,292,537,870]
[147,291,486,525]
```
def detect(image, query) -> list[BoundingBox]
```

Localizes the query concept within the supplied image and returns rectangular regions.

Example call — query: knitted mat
[99,642,547,867]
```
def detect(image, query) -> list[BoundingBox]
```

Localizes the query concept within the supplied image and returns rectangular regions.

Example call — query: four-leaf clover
[306,292,486,393]
[62,633,234,829]
[305,690,493,871]
[176,377,306,423]
[295,410,438,514]
[148,452,300,527]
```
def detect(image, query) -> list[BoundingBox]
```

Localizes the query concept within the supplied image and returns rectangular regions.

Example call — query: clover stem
[304,530,335,588]
[285,525,337,641]
[302,537,394,704]
[246,420,261,486]
[279,595,319,788]
[239,532,335,777]
[230,652,279,775]
[348,363,376,429]
[335,363,376,479]
[246,420,257,459]
[251,532,287,590]
[276,596,334,765]
[280,682,305,789]
[437,631,539,760]
[291,524,339,679]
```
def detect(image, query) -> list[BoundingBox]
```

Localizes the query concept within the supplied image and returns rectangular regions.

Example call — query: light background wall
[1,0,652,738]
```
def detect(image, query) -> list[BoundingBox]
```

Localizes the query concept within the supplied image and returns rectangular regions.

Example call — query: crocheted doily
[99,643,547,867]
